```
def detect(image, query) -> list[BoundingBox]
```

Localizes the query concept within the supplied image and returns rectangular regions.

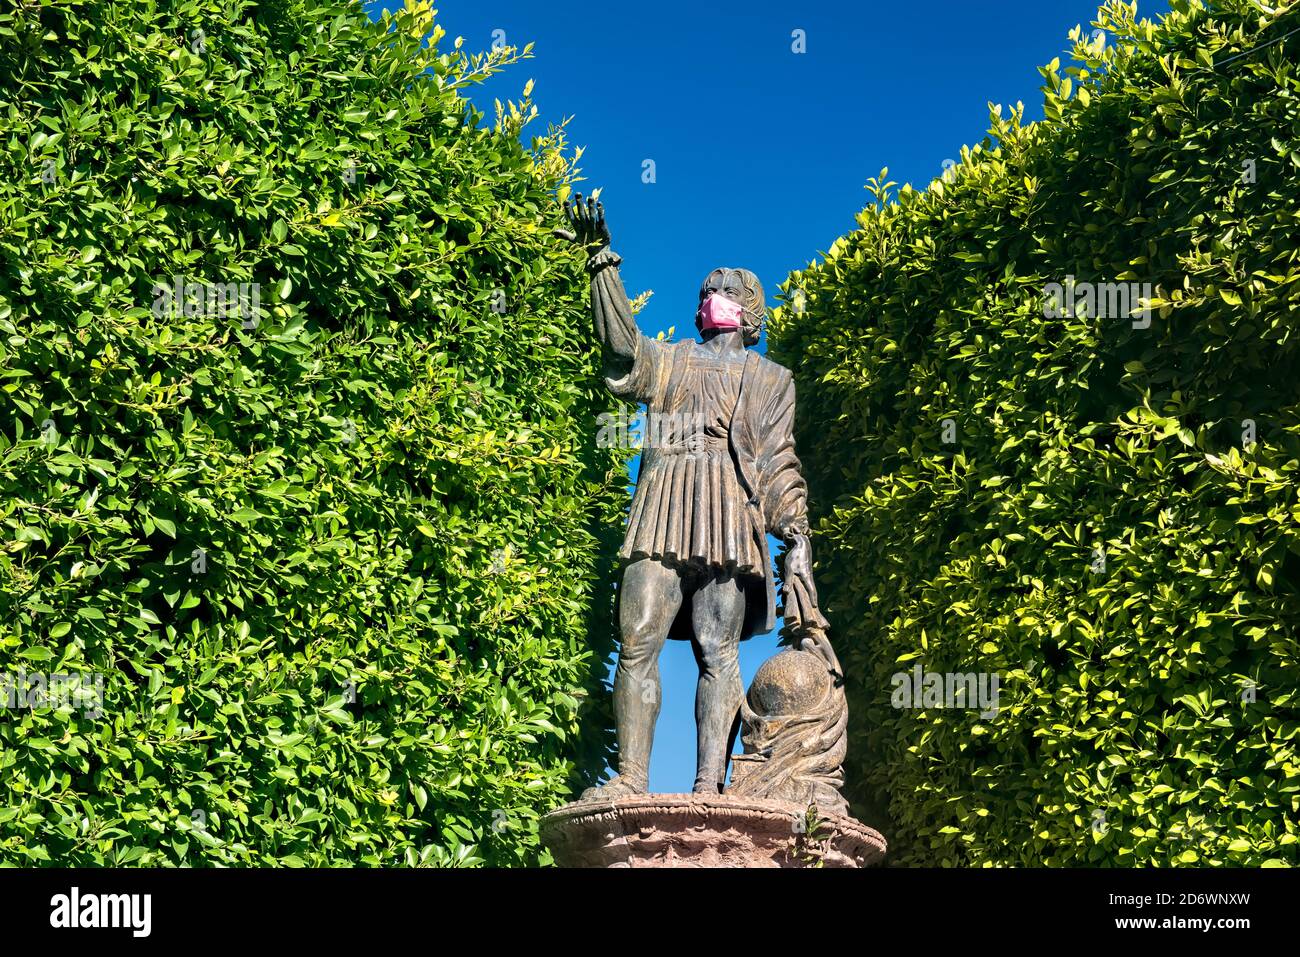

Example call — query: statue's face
[698,267,764,346]
[701,270,750,310]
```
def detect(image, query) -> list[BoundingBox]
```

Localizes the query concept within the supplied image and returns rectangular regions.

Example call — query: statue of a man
[557,195,829,798]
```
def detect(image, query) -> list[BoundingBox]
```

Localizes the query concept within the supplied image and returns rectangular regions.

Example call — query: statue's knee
[617,619,662,672]
[695,631,740,673]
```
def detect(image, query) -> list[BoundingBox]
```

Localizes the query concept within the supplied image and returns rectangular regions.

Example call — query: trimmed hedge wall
[0,0,623,865]
[770,0,1300,866]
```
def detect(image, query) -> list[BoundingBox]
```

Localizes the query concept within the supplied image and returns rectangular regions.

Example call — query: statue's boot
[691,774,725,795]
[579,773,647,802]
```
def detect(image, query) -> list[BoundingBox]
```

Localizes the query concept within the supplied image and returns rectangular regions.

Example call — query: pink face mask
[697,292,745,331]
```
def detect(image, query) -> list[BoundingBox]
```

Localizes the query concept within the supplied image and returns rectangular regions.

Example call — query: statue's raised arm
[554,194,648,397]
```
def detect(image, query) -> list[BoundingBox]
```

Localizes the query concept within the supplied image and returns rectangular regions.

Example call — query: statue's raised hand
[553,192,612,257]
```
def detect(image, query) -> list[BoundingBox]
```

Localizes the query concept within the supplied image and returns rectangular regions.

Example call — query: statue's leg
[583,557,684,800]
[689,571,747,794]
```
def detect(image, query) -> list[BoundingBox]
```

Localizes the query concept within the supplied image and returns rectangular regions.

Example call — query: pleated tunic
[619,349,763,577]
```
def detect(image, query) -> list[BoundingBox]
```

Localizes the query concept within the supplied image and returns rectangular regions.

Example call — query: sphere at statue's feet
[747,648,833,716]
[541,793,886,868]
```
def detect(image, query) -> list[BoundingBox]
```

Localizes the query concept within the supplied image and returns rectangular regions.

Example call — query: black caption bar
[0,866,1285,945]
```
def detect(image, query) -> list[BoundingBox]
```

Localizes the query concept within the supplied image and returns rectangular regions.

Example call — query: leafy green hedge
[0,0,624,866]
[770,0,1300,866]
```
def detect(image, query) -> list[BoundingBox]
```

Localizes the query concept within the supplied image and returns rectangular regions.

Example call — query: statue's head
[697,267,765,346]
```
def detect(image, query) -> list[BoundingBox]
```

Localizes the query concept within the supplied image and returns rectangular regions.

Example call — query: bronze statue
[555,194,836,800]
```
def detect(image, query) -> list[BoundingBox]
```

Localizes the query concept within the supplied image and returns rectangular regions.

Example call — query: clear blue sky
[369,0,1170,792]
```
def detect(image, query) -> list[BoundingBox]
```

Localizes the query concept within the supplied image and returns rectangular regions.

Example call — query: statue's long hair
[697,267,765,346]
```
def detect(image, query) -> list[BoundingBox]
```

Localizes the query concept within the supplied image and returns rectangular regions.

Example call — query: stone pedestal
[541,792,886,868]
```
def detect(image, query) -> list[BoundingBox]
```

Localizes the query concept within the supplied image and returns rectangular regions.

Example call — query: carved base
[541,793,886,868]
